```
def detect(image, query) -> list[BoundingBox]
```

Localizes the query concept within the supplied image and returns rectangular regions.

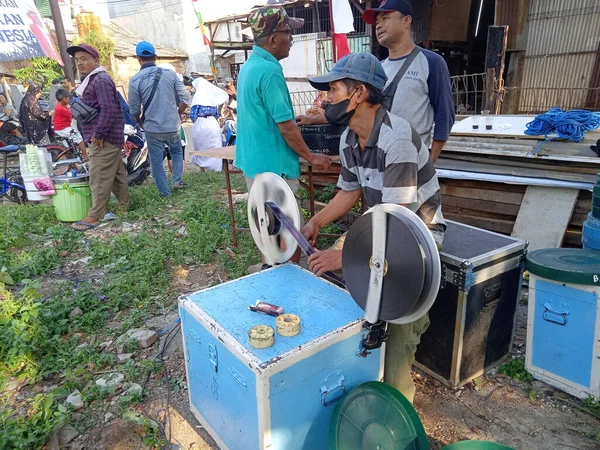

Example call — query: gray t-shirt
[381,49,455,148]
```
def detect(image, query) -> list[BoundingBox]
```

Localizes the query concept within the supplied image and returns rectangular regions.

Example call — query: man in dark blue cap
[129,41,191,197]
[298,0,454,163]
[301,52,445,403]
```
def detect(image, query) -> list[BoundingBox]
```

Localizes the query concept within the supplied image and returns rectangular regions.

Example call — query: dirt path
[68,269,599,450]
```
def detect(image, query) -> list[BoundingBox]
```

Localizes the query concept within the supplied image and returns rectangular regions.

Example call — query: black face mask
[323,89,359,127]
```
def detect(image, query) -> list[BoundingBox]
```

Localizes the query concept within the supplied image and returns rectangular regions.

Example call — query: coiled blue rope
[525,108,600,143]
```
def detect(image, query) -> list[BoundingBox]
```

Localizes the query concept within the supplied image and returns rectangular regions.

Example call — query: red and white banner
[331,0,354,61]
[0,0,63,64]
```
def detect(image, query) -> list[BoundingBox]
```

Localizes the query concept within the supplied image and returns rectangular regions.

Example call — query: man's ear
[356,84,369,104]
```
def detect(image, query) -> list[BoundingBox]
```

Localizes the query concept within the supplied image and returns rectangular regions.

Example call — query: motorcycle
[123,124,150,186]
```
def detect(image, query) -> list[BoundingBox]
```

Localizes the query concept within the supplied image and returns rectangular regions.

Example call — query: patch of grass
[583,397,600,419]
[498,356,534,383]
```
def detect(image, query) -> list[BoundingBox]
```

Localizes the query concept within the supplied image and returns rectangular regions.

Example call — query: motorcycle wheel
[127,166,150,186]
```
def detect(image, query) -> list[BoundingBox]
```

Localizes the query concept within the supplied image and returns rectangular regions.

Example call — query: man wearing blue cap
[301,52,445,403]
[129,41,191,197]
[298,0,454,163]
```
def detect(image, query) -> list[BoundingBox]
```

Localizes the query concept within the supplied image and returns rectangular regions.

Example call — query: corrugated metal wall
[519,0,600,111]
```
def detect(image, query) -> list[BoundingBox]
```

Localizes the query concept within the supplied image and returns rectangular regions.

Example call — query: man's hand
[296,115,316,126]
[296,114,328,126]
[308,249,343,276]
[91,137,104,149]
[310,154,332,171]
[301,219,321,247]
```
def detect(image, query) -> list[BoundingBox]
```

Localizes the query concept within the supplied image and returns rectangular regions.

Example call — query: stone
[117,353,135,363]
[99,339,113,350]
[116,329,158,352]
[58,425,79,446]
[65,390,84,410]
[104,412,115,423]
[125,383,143,398]
[69,307,83,319]
[96,372,124,388]
[472,377,485,387]
[76,343,89,350]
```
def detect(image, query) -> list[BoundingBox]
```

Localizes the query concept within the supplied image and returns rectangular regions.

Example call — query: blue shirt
[235,46,299,179]
[128,63,191,134]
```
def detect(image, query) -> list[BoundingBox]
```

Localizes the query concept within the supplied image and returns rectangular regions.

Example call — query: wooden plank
[564,229,583,248]
[569,213,588,227]
[440,178,526,193]
[443,205,517,223]
[511,186,579,251]
[442,195,521,217]
[440,184,524,205]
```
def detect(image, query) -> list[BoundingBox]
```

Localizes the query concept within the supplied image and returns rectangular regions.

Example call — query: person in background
[220,81,237,124]
[53,88,88,161]
[0,93,21,141]
[0,93,18,122]
[66,42,129,231]
[297,0,455,162]
[19,85,52,145]
[62,77,76,95]
[189,76,229,172]
[129,41,191,197]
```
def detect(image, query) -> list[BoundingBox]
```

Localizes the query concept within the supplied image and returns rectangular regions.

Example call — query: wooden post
[485,25,509,114]
[485,68,495,112]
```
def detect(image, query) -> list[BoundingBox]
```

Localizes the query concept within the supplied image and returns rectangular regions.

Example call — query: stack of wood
[306,125,600,249]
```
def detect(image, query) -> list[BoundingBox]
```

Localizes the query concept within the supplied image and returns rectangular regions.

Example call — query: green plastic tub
[52,177,92,222]
[329,381,515,450]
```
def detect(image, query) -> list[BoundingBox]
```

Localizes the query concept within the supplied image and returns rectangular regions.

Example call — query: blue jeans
[146,131,183,196]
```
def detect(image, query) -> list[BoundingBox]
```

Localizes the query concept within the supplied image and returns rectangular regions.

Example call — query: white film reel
[247,173,302,265]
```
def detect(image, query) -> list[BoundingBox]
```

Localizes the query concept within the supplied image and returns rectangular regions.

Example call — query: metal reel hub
[247,173,301,265]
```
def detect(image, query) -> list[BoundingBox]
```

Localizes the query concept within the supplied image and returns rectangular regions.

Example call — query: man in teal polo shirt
[236,6,332,268]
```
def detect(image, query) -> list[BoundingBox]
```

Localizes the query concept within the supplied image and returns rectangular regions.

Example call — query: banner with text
[0,0,63,64]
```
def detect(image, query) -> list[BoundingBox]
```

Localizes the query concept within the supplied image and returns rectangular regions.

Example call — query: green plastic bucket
[329,382,515,450]
[52,179,92,222]
[441,441,514,450]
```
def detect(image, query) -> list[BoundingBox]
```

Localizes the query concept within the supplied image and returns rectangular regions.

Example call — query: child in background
[53,89,88,161]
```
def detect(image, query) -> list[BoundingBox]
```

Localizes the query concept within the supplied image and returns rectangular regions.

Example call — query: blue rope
[525,108,600,143]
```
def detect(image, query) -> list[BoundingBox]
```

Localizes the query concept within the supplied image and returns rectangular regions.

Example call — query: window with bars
[284,2,368,36]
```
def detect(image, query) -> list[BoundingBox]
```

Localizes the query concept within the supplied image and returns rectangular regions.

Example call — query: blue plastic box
[526,249,600,400]
[179,264,384,450]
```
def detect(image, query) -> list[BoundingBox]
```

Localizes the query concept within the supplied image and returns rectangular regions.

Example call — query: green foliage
[498,356,534,382]
[0,172,263,445]
[72,30,115,74]
[13,57,63,90]
[583,397,600,419]
[0,393,68,450]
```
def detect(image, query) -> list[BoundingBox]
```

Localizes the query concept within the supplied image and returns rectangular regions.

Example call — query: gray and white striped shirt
[337,107,446,233]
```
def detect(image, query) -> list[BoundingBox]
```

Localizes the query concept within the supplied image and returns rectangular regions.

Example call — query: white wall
[110,0,211,73]
[280,34,318,79]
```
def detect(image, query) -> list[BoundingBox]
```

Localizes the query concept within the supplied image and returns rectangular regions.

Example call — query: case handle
[320,371,346,407]
[543,303,569,326]
[483,281,504,308]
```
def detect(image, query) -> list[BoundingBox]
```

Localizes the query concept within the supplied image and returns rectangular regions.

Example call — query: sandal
[72,220,100,231]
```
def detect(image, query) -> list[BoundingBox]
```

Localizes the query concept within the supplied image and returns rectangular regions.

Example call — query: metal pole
[328,0,337,63]
[49,0,75,81]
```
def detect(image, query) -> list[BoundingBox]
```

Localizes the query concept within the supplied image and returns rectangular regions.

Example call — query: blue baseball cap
[136,41,156,57]
[363,0,414,25]
[308,53,388,92]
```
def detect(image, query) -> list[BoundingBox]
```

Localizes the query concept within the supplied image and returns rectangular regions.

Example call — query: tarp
[0,0,63,64]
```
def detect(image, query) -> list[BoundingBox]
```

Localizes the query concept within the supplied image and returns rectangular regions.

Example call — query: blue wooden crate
[179,264,384,450]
